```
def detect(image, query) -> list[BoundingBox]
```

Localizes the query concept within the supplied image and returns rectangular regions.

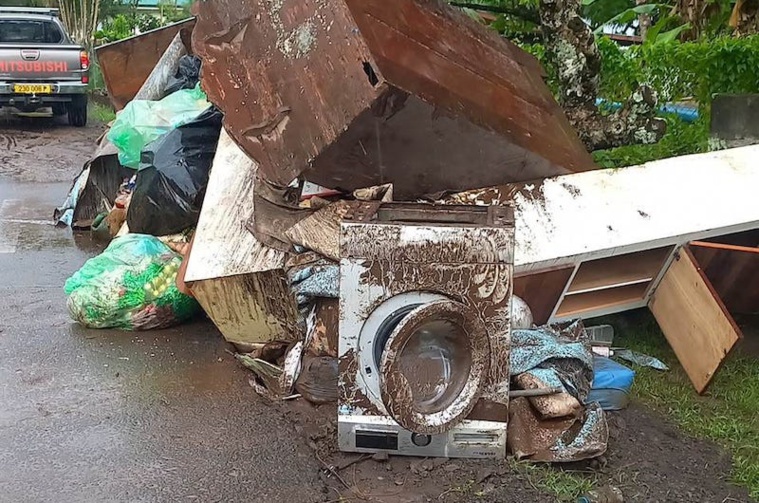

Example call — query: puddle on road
[0,179,104,256]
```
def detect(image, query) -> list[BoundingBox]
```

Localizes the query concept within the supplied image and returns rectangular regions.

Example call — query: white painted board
[510,145,759,272]
[184,129,286,283]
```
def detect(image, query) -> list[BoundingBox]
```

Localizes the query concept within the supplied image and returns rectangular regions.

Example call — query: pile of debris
[56,0,759,467]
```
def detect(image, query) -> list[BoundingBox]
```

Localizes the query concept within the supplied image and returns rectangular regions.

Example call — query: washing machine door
[378,300,490,435]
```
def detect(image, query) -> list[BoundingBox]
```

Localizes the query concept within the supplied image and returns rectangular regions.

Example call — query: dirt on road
[1,116,753,502]
[0,114,101,184]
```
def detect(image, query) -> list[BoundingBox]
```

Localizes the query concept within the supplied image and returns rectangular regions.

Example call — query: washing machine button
[411,433,432,447]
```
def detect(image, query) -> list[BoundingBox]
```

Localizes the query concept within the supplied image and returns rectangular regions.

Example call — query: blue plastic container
[587,356,635,411]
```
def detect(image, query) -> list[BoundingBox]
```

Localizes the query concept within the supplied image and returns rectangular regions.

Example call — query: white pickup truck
[0,7,89,126]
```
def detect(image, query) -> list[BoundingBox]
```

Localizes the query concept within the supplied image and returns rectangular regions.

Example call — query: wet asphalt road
[0,121,327,502]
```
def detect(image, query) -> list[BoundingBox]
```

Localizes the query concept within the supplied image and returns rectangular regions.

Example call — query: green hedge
[598,35,759,106]
[524,35,759,107]
[523,36,759,167]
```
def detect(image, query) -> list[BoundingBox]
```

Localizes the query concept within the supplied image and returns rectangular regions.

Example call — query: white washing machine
[337,203,514,459]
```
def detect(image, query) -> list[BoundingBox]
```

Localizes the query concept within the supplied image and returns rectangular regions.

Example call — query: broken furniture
[191,0,596,205]
[338,203,514,458]
[446,145,759,393]
[182,130,299,348]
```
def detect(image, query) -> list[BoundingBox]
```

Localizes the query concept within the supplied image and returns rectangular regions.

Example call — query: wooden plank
[514,267,573,324]
[689,242,759,314]
[690,240,759,254]
[557,282,649,318]
[567,247,672,294]
[190,272,299,347]
[184,130,286,283]
[648,248,742,394]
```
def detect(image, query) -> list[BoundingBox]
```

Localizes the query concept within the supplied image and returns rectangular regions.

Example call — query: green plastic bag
[64,234,200,330]
[106,84,212,169]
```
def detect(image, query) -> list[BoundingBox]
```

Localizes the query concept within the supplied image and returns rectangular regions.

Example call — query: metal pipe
[509,387,564,398]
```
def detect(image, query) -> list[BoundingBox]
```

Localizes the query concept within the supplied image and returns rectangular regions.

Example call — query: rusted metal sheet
[192,0,378,187]
[96,19,195,110]
[342,0,593,172]
[192,0,595,199]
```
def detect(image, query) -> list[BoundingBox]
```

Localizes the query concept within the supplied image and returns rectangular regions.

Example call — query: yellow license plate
[14,84,52,94]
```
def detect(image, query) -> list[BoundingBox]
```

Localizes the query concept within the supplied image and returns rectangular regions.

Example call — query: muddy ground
[283,400,752,503]
[0,114,99,184]
[0,116,753,502]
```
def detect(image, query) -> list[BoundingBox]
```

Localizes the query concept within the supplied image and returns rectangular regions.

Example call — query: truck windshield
[0,20,64,44]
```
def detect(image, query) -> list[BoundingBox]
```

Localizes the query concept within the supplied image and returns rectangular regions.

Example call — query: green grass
[507,312,759,502]
[608,312,759,499]
[511,459,597,501]
[89,101,116,123]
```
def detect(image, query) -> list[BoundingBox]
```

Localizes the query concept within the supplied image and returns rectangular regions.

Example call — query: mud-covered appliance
[338,203,515,458]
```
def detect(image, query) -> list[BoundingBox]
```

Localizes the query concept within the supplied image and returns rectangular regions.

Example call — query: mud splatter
[561,182,581,197]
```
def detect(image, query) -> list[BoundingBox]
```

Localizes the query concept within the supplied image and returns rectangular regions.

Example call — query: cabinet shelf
[566,246,673,295]
[557,282,650,318]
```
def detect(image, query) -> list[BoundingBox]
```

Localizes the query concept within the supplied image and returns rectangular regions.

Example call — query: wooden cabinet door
[648,247,742,394]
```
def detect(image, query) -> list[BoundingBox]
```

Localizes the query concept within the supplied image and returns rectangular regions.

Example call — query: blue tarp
[596,98,699,123]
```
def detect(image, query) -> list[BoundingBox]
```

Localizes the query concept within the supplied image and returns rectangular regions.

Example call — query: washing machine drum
[376,299,491,435]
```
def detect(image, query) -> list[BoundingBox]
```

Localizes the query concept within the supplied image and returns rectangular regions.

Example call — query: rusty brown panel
[192,0,595,199]
[689,243,759,314]
[306,95,562,199]
[345,0,550,108]
[191,0,381,187]
[96,19,196,110]
[514,267,574,325]
[343,0,595,174]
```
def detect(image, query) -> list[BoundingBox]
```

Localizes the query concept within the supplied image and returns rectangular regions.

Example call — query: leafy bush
[524,35,759,108]
[521,36,759,166]
[137,14,161,33]
[94,14,134,43]
[598,35,759,106]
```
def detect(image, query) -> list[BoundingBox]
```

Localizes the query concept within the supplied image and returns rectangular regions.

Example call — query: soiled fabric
[510,326,594,402]
[508,323,608,462]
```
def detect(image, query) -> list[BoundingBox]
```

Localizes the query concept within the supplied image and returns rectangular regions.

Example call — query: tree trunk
[538,0,666,151]
[59,0,101,49]
[636,0,651,39]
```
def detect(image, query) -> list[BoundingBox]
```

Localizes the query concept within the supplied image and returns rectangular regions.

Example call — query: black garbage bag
[127,107,223,236]
[164,55,202,96]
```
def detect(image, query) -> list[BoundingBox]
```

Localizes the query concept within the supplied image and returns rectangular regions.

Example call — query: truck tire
[52,103,67,116]
[68,95,88,127]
